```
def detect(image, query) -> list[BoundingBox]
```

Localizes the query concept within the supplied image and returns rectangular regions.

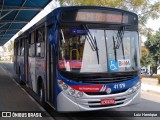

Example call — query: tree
[2,46,7,53]
[8,41,14,53]
[59,0,75,5]
[59,0,160,36]
[7,41,14,62]
[140,46,153,67]
[145,28,160,74]
[145,29,160,62]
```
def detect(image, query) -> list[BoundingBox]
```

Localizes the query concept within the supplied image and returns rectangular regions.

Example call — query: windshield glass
[58,27,140,73]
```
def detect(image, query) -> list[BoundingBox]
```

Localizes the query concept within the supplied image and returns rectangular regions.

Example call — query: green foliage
[2,46,6,52]
[59,0,75,5]
[145,28,160,66]
[59,0,160,36]
[140,46,154,66]
[8,41,14,53]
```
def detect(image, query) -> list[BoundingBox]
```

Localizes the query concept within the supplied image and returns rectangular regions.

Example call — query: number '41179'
[114,83,125,89]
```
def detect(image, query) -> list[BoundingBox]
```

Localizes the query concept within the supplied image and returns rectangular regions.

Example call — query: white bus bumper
[57,87,141,112]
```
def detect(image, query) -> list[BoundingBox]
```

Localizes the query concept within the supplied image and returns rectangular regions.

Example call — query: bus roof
[54,6,138,16]
[16,6,138,40]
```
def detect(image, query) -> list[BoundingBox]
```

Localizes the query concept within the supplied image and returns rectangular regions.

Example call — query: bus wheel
[39,82,45,106]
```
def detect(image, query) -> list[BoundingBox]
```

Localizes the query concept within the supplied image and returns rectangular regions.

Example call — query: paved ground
[0,63,54,120]
[141,76,160,94]
[0,62,160,120]
[141,77,159,86]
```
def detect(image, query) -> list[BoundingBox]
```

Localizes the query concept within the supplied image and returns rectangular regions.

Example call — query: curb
[141,83,160,95]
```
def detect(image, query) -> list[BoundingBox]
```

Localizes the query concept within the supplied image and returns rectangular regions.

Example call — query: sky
[141,18,160,42]
[147,18,160,32]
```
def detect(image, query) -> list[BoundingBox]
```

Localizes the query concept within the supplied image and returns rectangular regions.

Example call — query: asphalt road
[0,62,160,120]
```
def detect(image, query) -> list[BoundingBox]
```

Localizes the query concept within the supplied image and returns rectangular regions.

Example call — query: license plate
[101,98,115,105]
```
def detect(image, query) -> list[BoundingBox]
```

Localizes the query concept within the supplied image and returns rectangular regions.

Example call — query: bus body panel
[56,72,141,111]
[57,87,140,112]
[28,57,36,92]
[17,56,25,81]
[35,58,46,93]
[57,92,80,111]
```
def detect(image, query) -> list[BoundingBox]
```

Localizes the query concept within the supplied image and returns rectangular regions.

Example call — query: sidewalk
[141,77,160,94]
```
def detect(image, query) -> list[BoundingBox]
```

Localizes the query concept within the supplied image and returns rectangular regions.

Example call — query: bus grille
[85,89,128,95]
[79,75,135,84]
[89,102,123,108]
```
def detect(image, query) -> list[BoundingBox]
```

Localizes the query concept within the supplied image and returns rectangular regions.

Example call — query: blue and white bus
[14,6,141,112]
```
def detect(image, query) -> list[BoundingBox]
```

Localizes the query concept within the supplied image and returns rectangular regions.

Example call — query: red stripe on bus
[70,85,103,92]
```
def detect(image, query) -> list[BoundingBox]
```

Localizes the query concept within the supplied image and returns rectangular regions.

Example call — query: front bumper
[57,87,141,112]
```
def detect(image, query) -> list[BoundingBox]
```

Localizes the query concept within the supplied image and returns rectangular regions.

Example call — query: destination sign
[60,8,138,24]
[75,11,128,23]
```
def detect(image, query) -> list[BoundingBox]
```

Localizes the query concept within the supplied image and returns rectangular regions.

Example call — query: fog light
[77,92,83,98]
[69,89,75,95]
[128,88,134,93]
[62,84,68,90]
[133,86,137,91]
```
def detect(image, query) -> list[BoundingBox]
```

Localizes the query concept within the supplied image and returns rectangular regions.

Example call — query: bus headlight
[128,88,134,93]
[77,92,83,98]
[62,84,68,90]
[128,81,141,93]
[58,80,84,98]
[132,86,137,91]
[69,89,75,95]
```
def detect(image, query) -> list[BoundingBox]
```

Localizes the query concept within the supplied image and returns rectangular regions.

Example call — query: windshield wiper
[112,36,117,61]
[82,24,99,64]
[82,24,97,51]
[94,36,99,64]
[113,26,125,60]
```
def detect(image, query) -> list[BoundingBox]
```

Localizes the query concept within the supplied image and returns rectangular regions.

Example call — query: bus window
[17,39,24,56]
[29,32,35,57]
[59,29,85,71]
[36,27,45,57]
[59,30,84,61]
[21,38,24,56]
[17,40,21,56]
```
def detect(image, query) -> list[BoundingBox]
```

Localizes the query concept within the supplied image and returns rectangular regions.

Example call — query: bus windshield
[58,27,140,73]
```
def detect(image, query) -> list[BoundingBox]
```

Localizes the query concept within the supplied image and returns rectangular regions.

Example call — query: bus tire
[39,81,45,106]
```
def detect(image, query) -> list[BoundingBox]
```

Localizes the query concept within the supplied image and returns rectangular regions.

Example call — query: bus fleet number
[114,83,125,89]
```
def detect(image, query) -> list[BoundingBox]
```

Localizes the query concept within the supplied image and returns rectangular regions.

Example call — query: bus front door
[46,37,56,107]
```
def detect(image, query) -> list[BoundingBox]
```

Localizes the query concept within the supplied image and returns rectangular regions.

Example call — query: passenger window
[17,39,24,56]
[21,38,24,56]
[17,41,21,55]
[36,26,45,57]
[29,32,35,57]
